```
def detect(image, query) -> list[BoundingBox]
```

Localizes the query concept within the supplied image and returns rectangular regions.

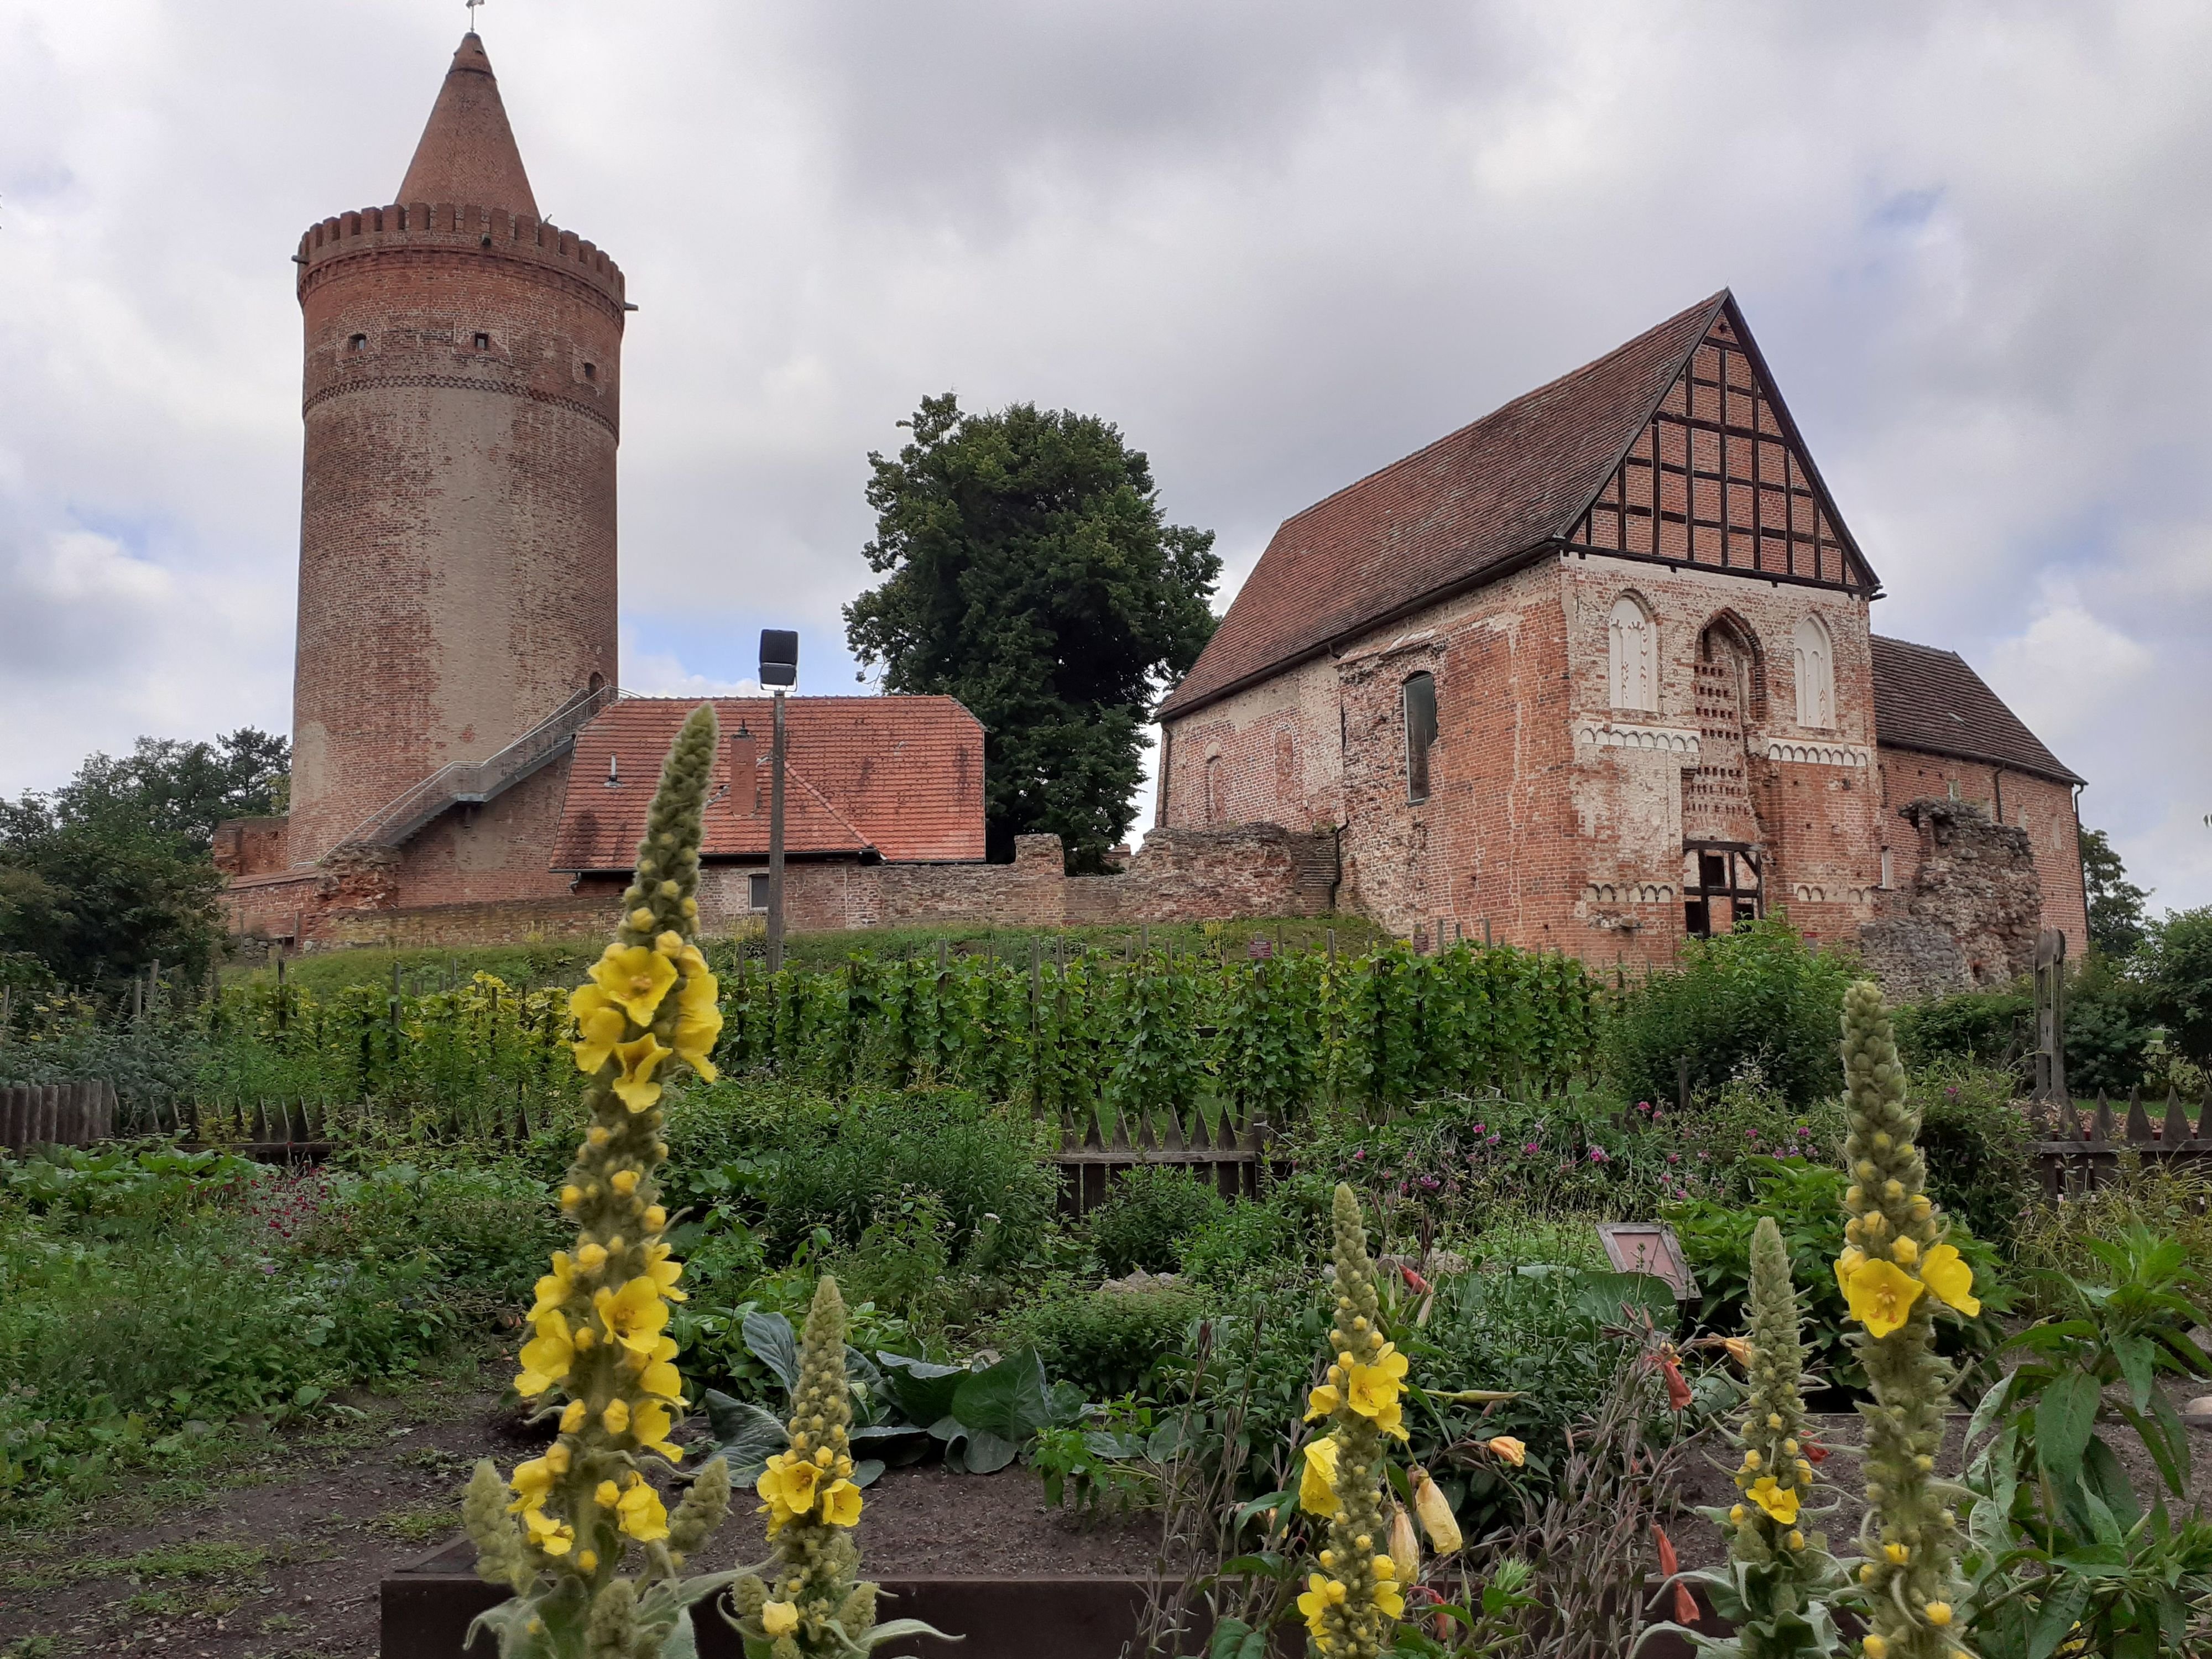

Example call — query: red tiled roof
[1870,635,2083,788]
[550,696,986,870]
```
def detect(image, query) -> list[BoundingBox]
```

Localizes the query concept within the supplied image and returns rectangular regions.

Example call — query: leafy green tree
[845,394,1219,869]
[2079,825,2150,959]
[0,728,280,994]
[49,729,290,853]
[2137,906,2212,1071]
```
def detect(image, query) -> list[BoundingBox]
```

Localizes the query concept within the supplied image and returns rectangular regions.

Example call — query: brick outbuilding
[1156,292,2088,982]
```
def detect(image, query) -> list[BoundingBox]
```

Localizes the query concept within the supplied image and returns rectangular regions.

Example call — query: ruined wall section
[1877,748,2085,960]
[1861,797,2044,995]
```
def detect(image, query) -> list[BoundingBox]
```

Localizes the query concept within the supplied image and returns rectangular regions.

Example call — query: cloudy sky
[2,2,2208,908]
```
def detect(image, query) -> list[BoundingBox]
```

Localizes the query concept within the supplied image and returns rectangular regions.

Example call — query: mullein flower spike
[462,706,738,1658]
[1836,980,1972,1659]
[1296,1185,1412,1658]
[726,1277,951,1656]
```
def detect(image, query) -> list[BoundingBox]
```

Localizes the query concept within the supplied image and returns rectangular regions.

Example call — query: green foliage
[1178,1196,1311,1291]
[1667,1158,2007,1397]
[1086,1164,1227,1277]
[0,729,286,995]
[2012,1156,2212,1298]
[0,1147,541,1515]
[1909,1064,2038,1250]
[2080,825,2151,960]
[844,392,1221,867]
[1892,987,2032,1077]
[1000,1286,1201,1401]
[708,937,1605,1118]
[1959,1229,2212,1658]
[2137,904,2212,1070]
[1606,919,1854,1110]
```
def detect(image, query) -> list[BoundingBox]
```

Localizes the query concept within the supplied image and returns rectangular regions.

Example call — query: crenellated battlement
[295,202,626,313]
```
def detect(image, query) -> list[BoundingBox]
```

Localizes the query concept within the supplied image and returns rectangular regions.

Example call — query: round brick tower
[288,32,624,861]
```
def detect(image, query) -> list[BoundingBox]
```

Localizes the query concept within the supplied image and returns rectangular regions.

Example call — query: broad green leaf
[740,1312,799,1392]
[951,1351,1052,1442]
[2035,1370,2101,1486]
[877,1352,969,1428]
[2112,1333,2156,1413]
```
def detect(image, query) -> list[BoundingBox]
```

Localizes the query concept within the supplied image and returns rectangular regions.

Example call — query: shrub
[1910,1063,2037,1249]
[740,1089,1055,1269]
[2139,905,2212,1070]
[295,1162,561,1304]
[1000,1286,1199,1401]
[1084,1165,1227,1278]
[1666,1156,2008,1396]
[1605,918,1854,1110]
[1893,985,2031,1078]
[1178,1196,1308,1290]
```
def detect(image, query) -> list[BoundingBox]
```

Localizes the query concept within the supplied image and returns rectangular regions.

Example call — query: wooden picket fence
[2027,1088,2212,1199]
[1051,1100,1271,1217]
[0,1080,119,1152]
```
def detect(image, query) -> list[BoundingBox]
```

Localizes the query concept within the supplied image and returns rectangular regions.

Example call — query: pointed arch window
[1608,596,1657,712]
[1792,615,1835,729]
[1403,672,1437,804]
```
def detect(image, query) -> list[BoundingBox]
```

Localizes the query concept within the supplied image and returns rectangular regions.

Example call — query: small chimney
[606,753,620,787]
[730,723,759,814]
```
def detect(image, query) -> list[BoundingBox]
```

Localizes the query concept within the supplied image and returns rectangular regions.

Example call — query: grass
[3,1538,266,1590]
[228,914,1381,997]
[367,1500,460,1543]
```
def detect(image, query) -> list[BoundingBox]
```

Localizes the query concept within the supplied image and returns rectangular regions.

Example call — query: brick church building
[1156,293,2088,989]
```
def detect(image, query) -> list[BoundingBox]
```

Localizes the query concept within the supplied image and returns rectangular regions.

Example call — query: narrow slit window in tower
[473,332,491,351]
[1404,671,1437,804]
[583,362,597,381]
[348,333,367,352]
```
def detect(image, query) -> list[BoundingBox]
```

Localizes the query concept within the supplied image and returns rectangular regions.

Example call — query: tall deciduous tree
[2078,826,2150,959]
[0,728,287,993]
[846,395,1219,868]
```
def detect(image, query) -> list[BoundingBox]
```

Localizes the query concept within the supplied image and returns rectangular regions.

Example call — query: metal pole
[767,688,787,974]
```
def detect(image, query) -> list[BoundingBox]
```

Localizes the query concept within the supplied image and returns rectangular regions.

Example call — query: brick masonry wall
[1876,748,2086,959]
[1161,550,1897,968]
[386,757,580,907]
[1159,655,1345,832]
[290,207,623,861]
[211,818,292,879]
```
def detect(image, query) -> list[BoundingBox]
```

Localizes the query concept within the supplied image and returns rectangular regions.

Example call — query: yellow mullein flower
[1746,1475,1801,1525]
[1486,1436,1527,1467]
[1923,1602,1953,1627]
[1299,1436,1342,1516]
[603,1398,630,1436]
[507,1453,562,1514]
[530,1253,576,1319]
[761,1601,800,1637]
[612,1034,672,1113]
[595,1480,620,1509]
[569,985,629,1075]
[633,1398,684,1460]
[515,1312,576,1397]
[1345,1343,1409,1418]
[820,1478,863,1526]
[758,1451,823,1517]
[654,930,686,957]
[1304,1383,1341,1421]
[574,1548,597,1574]
[560,1400,587,1434]
[1297,1573,1348,1636]
[1919,1243,1980,1316]
[589,945,679,1026]
[1833,1245,1867,1298]
[672,964,722,1081]
[634,1336,686,1404]
[616,1481,670,1542]
[1885,1542,1910,1564]
[522,1507,575,1556]
[576,1242,608,1273]
[643,1241,687,1301]
[594,1277,671,1355]
[1844,1258,1925,1339]
[611,1168,640,1197]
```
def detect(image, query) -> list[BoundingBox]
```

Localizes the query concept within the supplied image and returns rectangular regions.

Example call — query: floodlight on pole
[759,630,796,972]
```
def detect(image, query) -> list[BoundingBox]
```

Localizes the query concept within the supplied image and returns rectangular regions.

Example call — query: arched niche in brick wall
[1608,592,1657,712]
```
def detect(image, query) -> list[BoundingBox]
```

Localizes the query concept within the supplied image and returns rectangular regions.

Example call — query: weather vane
[466,0,484,25]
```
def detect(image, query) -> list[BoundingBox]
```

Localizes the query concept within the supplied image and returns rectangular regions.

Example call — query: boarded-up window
[1609,596,1657,711]
[1404,672,1437,804]
[1792,614,1834,728]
